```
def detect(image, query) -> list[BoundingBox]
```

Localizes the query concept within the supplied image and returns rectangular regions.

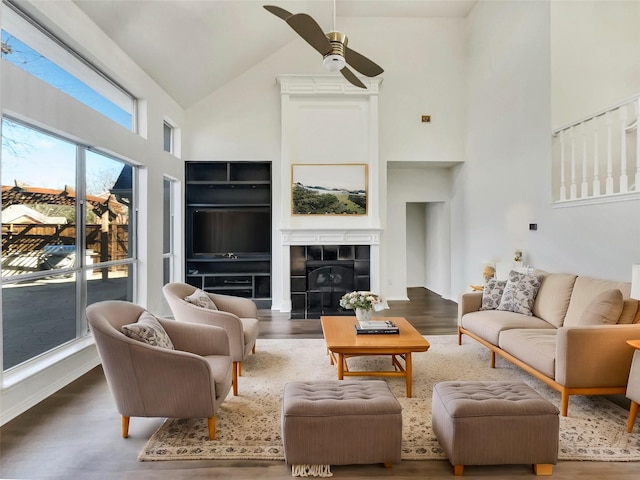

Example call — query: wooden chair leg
[252,343,256,354]
[533,464,553,475]
[457,327,462,345]
[490,351,496,368]
[238,361,242,377]
[561,389,569,416]
[383,462,392,468]
[121,415,130,438]
[207,417,216,440]
[453,465,464,476]
[232,362,239,396]
[628,400,639,433]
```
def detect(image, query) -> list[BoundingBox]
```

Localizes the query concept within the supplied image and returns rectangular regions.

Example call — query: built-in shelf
[185,161,272,308]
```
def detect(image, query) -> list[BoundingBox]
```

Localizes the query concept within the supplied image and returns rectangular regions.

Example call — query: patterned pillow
[184,288,218,310]
[578,289,624,325]
[496,270,543,316]
[121,311,174,349]
[480,278,507,310]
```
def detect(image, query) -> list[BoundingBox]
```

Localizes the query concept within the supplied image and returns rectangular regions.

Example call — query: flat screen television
[190,209,271,256]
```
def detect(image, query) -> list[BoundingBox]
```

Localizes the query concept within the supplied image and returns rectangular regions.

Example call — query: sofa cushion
[498,329,557,379]
[564,277,632,327]
[618,299,640,325]
[184,288,218,310]
[461,310,555,346]
[531,273,577,327]
[121,311,175,349]
[578,289,623,325]
[480,278,507,310]
[496,270,544,316]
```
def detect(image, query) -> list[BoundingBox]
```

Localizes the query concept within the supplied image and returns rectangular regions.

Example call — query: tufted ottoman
[432,381,559,476]
[282,380,402,476]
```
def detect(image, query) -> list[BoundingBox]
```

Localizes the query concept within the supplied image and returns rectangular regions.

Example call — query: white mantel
[272,75,385,312]
[280,228,382,245]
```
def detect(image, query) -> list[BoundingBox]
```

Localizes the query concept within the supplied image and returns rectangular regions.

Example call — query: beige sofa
[458,272,640,416]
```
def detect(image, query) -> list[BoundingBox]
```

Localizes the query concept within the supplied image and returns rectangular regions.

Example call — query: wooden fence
[1,223,129,276]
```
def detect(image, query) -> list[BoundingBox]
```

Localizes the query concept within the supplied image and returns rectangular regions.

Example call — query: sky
[292,164,367,191]
[1,31,131,129]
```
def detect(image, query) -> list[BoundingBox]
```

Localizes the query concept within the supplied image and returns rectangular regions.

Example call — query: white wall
[1,0,185,424]
[425,201,451,296]
[451,0,640,303]
[551,0,640,128]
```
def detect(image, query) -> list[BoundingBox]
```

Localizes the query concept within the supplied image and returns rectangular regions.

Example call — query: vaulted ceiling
[72,0,476,108]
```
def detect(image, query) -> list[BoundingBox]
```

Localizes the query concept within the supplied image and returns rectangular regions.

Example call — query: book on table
[354,320,399,335]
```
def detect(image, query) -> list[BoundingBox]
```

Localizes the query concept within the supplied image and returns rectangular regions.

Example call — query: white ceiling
[72,0,477,108]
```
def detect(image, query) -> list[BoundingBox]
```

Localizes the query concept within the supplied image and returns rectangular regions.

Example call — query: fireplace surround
[290,245,371,319]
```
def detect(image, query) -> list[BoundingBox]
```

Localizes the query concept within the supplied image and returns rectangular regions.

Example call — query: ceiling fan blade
[344,46,384,77]
[263,5,293,21]
[340,66,366,89]
[286,13,331,56]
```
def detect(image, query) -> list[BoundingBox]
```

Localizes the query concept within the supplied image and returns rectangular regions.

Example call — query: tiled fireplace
[290,245,371,319]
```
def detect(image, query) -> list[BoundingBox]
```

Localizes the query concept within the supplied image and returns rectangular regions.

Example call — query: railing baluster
[620,105,628,193]
[605,112,614,195]
[570,128,577,199]
[581,123,589,198]
[593,126,600,196]
[636,99,640,191]
[559,129,566,201]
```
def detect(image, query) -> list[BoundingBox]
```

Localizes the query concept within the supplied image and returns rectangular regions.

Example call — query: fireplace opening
[290,245,370,319]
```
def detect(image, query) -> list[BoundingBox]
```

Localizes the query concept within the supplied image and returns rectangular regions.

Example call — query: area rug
[139,335,640,462]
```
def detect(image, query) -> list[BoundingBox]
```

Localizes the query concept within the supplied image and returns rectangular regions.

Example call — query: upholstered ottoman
[282,380,402,476]
[432,381,559,476]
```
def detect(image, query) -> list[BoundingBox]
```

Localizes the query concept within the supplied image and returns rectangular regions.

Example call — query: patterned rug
[139,335,640,462]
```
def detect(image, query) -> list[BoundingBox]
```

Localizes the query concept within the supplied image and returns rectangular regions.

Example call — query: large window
[1,118,137,371]
[1,2,135,130]
[163,177,176,285]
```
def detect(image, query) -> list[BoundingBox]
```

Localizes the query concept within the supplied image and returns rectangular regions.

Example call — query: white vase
[355,308,372,322]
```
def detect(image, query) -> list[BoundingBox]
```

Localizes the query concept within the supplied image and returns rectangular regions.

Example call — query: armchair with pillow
[86,300,233,440]
[163,282,259,396]
[459,271,640,416]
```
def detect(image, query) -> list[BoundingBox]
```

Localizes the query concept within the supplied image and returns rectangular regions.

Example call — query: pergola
[1,183,126,220]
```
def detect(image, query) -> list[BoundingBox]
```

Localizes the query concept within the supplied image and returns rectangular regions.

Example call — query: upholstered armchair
[163,282,259,396]
[86,300,233,440]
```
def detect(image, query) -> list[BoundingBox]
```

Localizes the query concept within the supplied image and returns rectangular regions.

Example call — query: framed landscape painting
[291,163,367,215]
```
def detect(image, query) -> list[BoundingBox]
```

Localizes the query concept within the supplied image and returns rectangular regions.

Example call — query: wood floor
[1,288,638,479]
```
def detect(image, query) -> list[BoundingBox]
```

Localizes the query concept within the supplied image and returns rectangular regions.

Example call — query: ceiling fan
[263,1,383,89]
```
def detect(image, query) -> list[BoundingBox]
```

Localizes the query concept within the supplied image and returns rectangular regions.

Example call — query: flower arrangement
[514,250,523,262]
[339,291,383,311]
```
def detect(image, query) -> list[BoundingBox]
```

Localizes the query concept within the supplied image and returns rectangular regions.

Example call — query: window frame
[2,0,137,131]
[1,116,139,373]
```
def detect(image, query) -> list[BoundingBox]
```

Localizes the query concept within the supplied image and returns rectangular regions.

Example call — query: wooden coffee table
[320,316,430,397]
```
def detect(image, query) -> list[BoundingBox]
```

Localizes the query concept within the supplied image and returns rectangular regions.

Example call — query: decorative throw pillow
[184,288,218,310]
[496,270,543,316]
[578,289,624,325]
[480,278,507,310]
[121,311,174,349]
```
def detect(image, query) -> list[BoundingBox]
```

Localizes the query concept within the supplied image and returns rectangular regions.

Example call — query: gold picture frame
[291,163,368,215]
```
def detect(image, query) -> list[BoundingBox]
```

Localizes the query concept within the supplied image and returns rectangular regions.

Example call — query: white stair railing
[552,95,640,204]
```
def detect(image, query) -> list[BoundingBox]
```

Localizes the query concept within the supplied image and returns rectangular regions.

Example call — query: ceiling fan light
[323,54,346,72]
